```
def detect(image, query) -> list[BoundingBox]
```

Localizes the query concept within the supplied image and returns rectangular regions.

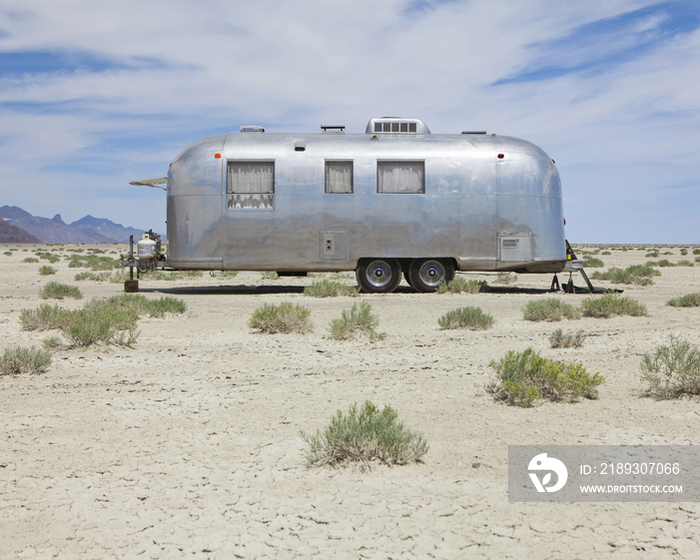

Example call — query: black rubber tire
[356,258,402,293]
[408,259,454,292]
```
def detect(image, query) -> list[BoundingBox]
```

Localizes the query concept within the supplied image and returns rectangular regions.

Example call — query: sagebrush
[1,346,52,375]
[438,306,494,330]
[488,348,605,407]
[549,329,586,348]
[436,277,483,294]
[249,302,312,334]
[40,281,83,300]
[19,294,186,347]
[523,298,581,322]
[328,301,385,340]
[667,293,700,308]
[580,294,647,318]
[301,401,428,467]
[304,278,359,298]
[640,336,700,399]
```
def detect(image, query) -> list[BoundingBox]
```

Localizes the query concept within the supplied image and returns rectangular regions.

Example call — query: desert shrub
[39,265,57,276]
[74,271,111,282]
[590,266,657,286]
[680,248,688,255]
[138,270,204,281]
[436,277,483,294]
[626,265,661,278]
[667,293,700,308]
[640,337,700,400]
[304,279,359,298]
[581,294,648,318]
[694,249,700,255]
[0,346,52,375]
[676,260,694,267]
[487,348,605,407]
[67,254,118,270]
[36,251,60,263]
[646,259,675,267]
[20,303,70,331]
[522,298,581,322]
[249,302,312,334]
[42,336,63,349]
[40,281,83,300]
[23,257,39,263]
[645,251,660,258]
[583,257,604,268]
[495,272,517,284]
[301,401,428,467]
[549,329,586,348]
[328,301,385,340]
[20,295,185,347]
[64,312,120,346]
[137,295,188,316]
[438,306,494,330]
[601,251,611,255]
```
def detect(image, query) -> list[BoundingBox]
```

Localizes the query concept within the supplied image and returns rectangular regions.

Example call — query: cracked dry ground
[2,246,700,558]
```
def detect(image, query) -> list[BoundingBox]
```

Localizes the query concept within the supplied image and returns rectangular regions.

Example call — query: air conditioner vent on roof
[365,117,430,135]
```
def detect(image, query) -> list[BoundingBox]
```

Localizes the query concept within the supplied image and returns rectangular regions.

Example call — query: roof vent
[321,124,345,133]
[365,117,430,135]
[240,125,265,133]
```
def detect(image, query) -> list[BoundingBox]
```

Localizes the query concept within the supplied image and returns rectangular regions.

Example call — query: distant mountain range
[0,205,149,244]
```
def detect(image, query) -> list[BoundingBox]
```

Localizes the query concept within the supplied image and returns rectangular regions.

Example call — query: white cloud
[0,0,698,242]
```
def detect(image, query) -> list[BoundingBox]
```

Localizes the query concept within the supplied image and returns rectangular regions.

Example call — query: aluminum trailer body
[140,117,567,292]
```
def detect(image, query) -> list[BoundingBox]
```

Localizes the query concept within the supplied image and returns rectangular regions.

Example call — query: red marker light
[214,153,222,158]
[497,153,504,159]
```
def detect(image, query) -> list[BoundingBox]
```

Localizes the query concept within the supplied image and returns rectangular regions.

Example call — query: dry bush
[580,294,647,318]
[641,337,700,400]
[522,298,581,322]
[301,401,428,467]
[249,302,313,334]
[488,348,604,407]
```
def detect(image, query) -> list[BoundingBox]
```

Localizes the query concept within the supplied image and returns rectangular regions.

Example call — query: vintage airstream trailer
[127,117,568,293]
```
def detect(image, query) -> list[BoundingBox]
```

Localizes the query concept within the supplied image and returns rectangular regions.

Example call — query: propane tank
[137,233,158,259]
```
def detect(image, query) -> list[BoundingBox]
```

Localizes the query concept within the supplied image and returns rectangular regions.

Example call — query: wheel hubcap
[367,261,393,288]
[419,260,445,287]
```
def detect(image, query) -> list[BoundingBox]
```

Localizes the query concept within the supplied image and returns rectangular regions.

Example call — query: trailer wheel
[409,259,454,292]
[356,258,402,293]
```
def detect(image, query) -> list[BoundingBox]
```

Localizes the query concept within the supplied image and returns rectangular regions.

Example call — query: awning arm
[130,177,168,191]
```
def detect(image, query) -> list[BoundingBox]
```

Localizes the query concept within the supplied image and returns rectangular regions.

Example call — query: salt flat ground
[1,244,700,559]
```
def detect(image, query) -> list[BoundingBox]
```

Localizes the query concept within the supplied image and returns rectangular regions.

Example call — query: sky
[0,0,699,244]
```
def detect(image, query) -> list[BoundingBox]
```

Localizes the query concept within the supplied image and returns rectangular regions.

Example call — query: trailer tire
[409,259,454,292]
[356,258,402,293]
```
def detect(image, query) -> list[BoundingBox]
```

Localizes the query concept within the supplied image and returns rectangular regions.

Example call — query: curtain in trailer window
[377,161,425,193]
[325,161,353,194]
[227,161,274,209]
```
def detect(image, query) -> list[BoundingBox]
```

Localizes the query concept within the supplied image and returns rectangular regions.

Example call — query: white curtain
[227,162,274,209]
[325,161,353,193]
[228,162,274,193]
[377,161,424,193]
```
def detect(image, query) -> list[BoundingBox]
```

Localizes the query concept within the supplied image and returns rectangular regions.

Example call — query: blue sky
[0,0,698,243]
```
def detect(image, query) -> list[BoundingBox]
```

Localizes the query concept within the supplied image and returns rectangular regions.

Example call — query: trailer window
[325,161,353,194]
[377,161,425,194]
[227,161,274,210]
